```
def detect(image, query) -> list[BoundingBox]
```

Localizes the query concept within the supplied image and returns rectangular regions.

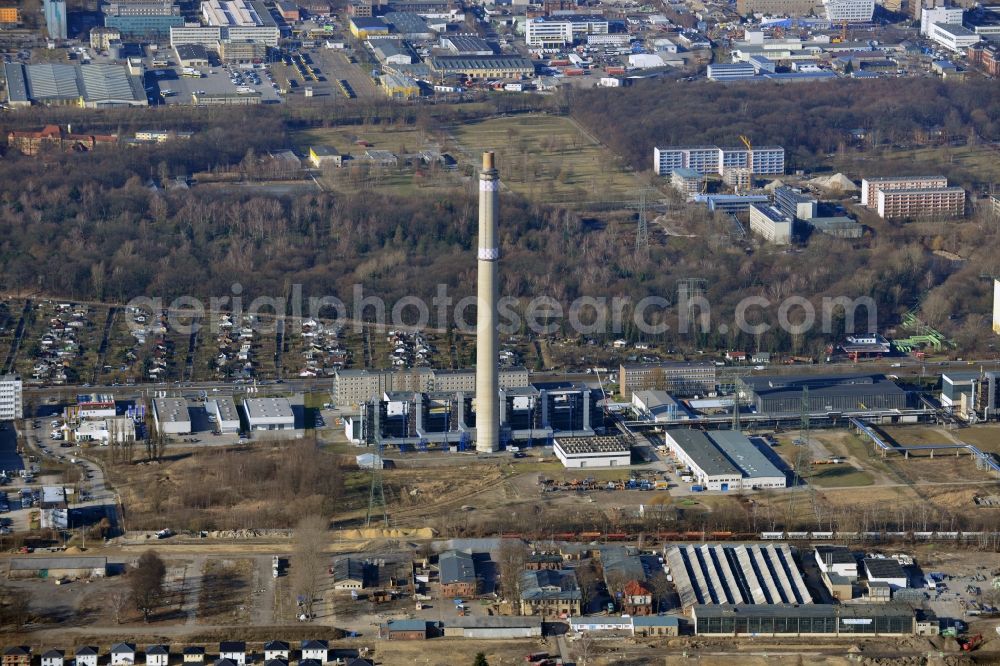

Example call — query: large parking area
[150,63,283,105]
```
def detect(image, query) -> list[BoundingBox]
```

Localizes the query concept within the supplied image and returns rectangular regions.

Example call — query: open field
[829,142,1000,190]
[950,424,1000,455]
[198,558,253,624]
[294,125,463,197]
[449,114,646,205]
[805,464,874,487]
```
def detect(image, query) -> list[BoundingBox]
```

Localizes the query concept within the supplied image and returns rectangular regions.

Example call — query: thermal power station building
[654,145,785,177]
[362,382,605,448]
[736,373,909,415]
[333,367,529,406]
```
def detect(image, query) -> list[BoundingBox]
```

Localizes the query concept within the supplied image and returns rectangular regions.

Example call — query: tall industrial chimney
[475,151,500,453]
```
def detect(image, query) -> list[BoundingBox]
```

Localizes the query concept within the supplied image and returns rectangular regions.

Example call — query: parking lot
[308,48,380,100]
[150,64,284,105]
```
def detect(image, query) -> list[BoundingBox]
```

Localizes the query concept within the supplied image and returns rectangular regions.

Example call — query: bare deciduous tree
[110,589,130,624]
[291,514,328,620]
[497,539,528,612]
[129,550,166,623]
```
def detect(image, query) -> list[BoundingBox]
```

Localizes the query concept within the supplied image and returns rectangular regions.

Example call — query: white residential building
[110,644,136,666]
[262,642,289,662]
[144,646,169,666]
[654,145,784,177]
[75,648,99,666]
[861,176,948,207]
[41,651,65,666]
[218,644,246,666]
[0,374,22,420]
[299,641,328,662]
[823,0,875,22]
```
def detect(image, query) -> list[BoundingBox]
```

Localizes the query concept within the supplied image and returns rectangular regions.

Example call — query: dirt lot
[197,558,253,624]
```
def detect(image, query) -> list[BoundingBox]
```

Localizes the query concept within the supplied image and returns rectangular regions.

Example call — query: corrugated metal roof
[10,556,107,570]
[25,64,81,100]
[707,431,785,481]
[79,64,142,103]
[4,63,29,103]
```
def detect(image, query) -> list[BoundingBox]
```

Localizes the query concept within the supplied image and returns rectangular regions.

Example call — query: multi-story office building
[103,0,183,39]
[201,0,280,46]
[928,22,980,51]
[43,0,68,39]
[876,187,966,219]
[822,0,875,21]
[736,0,818,16]
[524,15,609,47]
[170,27,223,48]
[920,5,963,35]
[0,375,22,420]
[618,362,716,399]
[654,145,785,177]
[706,63,756,80]
[861,176,948,208]
[219,39,268,62]
[773,185,817,220]
[749,203,793,244]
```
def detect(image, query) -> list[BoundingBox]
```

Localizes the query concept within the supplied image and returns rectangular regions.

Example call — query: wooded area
[1,79,999,356]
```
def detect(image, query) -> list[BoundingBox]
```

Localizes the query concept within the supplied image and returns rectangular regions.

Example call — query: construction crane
[739,135,753,192]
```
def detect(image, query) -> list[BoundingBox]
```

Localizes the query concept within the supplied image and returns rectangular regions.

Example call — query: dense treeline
[1,80,999,356]
[569,78,1000,174]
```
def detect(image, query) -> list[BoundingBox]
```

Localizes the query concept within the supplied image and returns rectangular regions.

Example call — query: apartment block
[654,145,784,177]
[0,374,22,420]
[876,187,965,219]
[860,176,948,208]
